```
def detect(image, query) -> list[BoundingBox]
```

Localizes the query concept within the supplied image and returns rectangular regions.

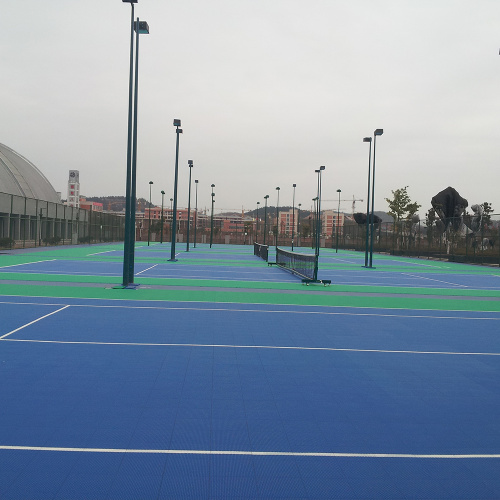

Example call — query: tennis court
[1,242,499,499]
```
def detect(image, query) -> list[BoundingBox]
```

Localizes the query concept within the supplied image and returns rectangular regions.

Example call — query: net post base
[301,278,332,286]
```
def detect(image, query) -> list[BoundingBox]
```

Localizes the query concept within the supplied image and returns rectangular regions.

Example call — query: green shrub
[0,237,14,248]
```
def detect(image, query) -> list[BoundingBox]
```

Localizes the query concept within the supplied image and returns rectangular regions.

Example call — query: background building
[67,170,80,208]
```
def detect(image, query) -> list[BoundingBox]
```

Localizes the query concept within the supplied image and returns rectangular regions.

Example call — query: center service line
[0,305,70,340]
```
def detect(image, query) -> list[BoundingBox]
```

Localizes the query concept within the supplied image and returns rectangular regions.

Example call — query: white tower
[67,170,80,208]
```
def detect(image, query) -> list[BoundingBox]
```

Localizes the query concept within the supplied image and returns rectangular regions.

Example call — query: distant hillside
[84,196,151,212]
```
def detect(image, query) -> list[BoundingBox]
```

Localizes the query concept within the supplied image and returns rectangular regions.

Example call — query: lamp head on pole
[188,160,193,166]
[264,195,269,199]
[374,129,384,136]
[363,137,372,143]
[122,0,138,3]
[211,184,215,188]
[276,187,280,191]
[293,183,296,188]
[134,21,149,34]
[149,181,153,185]
[173,119,181,127]
[320,165,325,171]
[161,190,165,195]
[195,179,198,184]
[337,189,341,193]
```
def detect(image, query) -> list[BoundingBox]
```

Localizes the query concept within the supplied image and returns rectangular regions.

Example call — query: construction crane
[322,195,363,215]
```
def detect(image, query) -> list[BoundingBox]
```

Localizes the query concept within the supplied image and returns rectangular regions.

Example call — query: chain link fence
[0,192,125,249]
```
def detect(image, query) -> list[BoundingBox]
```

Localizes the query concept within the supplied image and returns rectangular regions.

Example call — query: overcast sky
[1,0,499,216]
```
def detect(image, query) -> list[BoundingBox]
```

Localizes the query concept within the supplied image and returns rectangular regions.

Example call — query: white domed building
[0,143,61,204]
[0,143,124,248]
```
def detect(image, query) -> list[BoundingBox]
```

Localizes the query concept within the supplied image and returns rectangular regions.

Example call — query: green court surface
[0,242,499,312]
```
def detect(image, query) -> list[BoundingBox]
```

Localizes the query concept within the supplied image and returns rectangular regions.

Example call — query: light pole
[315,166,325,257]
[210,184,215,248]
[121,0,149,287]
[275,187,280,249]
[363,137,372,267]
[169,119,182,262]
[160,190,165,244]
[128,19,150,283]
[147,180,153,246]
[369,129,384,268]
[169,198,173,242]
[297,203,301,247]
[312,197,318,250]
[186,160,193,252]
[336,188,341,253]
[194,179,198,248]
[291,183,296,250]
[256,201,260,241]
[263,195,269,245]
[121,0,136,287]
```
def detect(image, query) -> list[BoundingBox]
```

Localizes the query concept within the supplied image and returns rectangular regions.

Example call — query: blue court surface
[0,243,499,499]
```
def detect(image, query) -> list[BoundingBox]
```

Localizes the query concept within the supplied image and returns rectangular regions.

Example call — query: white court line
[386,260,437,268]
[0,445,498,459]
[4,338,500,356]
[135,264,158,276]
[0,300,498,320]
[86,250,117,256]
[0,305,70,340]
[0,259,57,270]
[402,273,467,288]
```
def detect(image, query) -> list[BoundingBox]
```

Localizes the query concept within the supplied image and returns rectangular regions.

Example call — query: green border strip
[0,272,499,298]
[0,283,499,313]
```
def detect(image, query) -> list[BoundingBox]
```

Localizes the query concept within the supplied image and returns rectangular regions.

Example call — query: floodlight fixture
[122,0,138,3]
[363,137,372,143]
[134,21,149,34]
[173,119,181,127]
[374,129,384,136]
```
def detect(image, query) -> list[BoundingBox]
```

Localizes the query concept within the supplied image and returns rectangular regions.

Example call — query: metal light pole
[291,183,296,251]
[275,187,280,249]
[263,195,269,245]
[169,198,173,241]
[147,180,153,246]
[363,137,372,267]
[169,119,182,262]
[121,0,136,287]
[194,179,198,248]
[160,190,165,244]
[127,17,149,285]
[369,129,384,268]
[315,166,325,257]
[210,184,215,248]
[336,188,341,253]
[256,201,260,241]
[186,160,193,252]
[120,1,148,287]
[297,203,301,247]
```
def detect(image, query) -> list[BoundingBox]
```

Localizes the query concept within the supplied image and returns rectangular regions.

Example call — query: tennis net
[254,242,269,262]
[275,247,317,281]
